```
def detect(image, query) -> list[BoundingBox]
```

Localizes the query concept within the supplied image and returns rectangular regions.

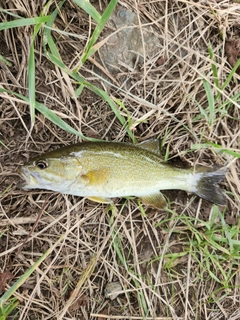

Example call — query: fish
[17,139,228,209]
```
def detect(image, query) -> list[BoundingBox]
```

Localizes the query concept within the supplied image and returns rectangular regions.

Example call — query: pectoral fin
[82,167,110,186]
[87,196,112,204]
[140,192,167,209]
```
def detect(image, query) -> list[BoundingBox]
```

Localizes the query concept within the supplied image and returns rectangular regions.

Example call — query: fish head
[17,154,82,193]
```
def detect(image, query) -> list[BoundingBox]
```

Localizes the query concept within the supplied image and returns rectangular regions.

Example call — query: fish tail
[192,165,228,205]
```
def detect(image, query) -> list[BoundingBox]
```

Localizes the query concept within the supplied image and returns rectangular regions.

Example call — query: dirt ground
[0,0,240,319]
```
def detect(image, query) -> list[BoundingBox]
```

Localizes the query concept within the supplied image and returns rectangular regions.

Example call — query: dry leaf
[157,56,166,66]
[225,39,240,75]
[0,271,14,293]
[68,293,89,312]
[98,308,109,320]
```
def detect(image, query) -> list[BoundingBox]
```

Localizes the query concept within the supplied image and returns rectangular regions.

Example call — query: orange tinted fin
[140,192,167,209]
[82,167,110,186]
[87,196,112,204]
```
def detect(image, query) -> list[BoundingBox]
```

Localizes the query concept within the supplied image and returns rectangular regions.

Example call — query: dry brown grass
[0,0,240,319]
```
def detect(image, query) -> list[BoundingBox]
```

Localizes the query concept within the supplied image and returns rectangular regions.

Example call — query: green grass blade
[112,233,127,268]
[35,101,95,140]
[85,83,136,142]
[215,57,240,101]
[0,140,9,150]
[0,8,22,19]
[45,51,135,141]
[0,13,51,129]
[28,41,36,128]
[208,46,219,88]
[81,0,118,64]
[217,208,233,253]
[191,142,240,158]
[72,0,101,23]
[195,99,209,121]
[0,13,53,130]
[74,83,85,98]
[0,233,66,310]
[44,31,62,60]
[0,54,12,67]
[42,0,136,142]
[113,98,136,134]
[0,298,19,319]
[222,58,240,90]
[0,87,100,141]
[132,278,149,316]
[43,0,65,60]
[0,184,13,197]
[202,79,215,127]
[29,14,54,128]
[0,16,50,31]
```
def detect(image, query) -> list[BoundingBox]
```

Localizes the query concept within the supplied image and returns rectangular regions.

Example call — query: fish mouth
[17,166,42,190]
[16,167,29,189]
[17,178,28,189]
[16,166,36,189]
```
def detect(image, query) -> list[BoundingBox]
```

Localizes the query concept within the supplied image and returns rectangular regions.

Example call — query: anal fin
[140,192,167,209]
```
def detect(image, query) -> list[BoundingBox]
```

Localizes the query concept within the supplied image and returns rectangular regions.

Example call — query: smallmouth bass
[17,139,228,208]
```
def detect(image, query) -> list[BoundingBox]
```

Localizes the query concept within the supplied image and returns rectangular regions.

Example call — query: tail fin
[193,166,228,205]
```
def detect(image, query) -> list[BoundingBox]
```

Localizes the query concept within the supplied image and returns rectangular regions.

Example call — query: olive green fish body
[18,140,228,208]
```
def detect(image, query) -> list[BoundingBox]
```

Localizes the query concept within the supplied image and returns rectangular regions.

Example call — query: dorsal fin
[137,139,161,156]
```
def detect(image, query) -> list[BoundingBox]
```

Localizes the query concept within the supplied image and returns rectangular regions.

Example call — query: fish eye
[36,160,48,170]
